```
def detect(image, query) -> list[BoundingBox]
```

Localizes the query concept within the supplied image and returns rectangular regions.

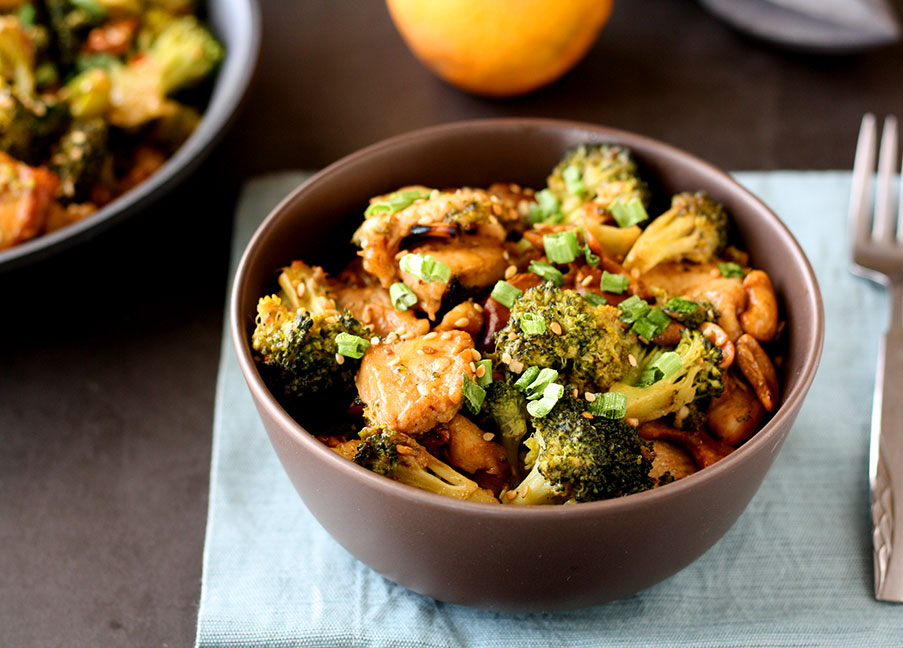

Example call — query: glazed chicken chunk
[356,330,477,436]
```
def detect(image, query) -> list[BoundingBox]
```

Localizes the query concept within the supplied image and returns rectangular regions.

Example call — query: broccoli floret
[0,15,36,98]
[45,0,106,67]
[480,380,529,479]
[62,67,111,119]
[506,395,653,505]
[251,262,370,409]
[661,296,717,330]
[49,117,108,201]
[546,144,651,221]
[495,282,634,392]
[353,425,498,503]
[609,328,724,424]
[108,14,222,128]
[0,88,70,162]
[623,191,728,275]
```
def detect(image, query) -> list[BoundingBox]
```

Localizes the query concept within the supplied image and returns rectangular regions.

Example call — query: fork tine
[898,135,903,244]
[851,113,877,245]
[874,116,899,242]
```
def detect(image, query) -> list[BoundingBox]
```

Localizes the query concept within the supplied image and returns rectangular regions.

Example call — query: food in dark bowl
[232,119,823,610]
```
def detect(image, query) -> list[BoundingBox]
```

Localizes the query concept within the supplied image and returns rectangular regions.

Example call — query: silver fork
[850,113,903,602]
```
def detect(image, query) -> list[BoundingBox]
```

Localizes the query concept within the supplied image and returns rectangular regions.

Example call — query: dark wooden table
[3,0,902,644]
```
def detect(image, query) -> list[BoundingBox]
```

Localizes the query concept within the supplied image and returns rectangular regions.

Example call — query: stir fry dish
[251,144,784,505]
[0,1,224,251]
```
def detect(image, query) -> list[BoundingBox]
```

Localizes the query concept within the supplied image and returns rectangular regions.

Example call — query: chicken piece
[638,420,734,469]
[332,282,429,338]
[441,414,509,491]
[320,436,362,461]
[434,300,484,336]
[687,276,747,341]
[648,440,697,485]
[401,235,508,319]
[0,153,60,251]
[353,187,506,288]
[356,330,476,436]
[639,261,723,296]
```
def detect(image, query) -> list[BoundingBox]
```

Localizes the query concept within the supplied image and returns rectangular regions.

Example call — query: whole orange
[386,0,614,98]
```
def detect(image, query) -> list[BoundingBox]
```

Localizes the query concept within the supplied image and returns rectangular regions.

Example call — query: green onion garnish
[475,359,493,387]
[718,262,745,278]
[631,317,659,341]
[601,271,629,294]
[588,392,628,419]
[584,292,608,307]
[335,332,370,359]
[520,312,546,336]
[514,366,541,392]
[524,368,559,400]
[610,198,649,228]
[563,165,587,197]
[543,230,580,264]
[527,189,563,224]
[399,253,451,283]
[639,351,682,386]
[71,0,106,21]
[583,245,600,267]
[364,189,431,216]
[528,260,564,286]
[663,297,699,314]
[490,280,523,309]
[617,295,650,324]
[389,282,417,311]
[17,3,36,25]
[462,374,486,414]
[646,307,671,332]
[526,383,564,418]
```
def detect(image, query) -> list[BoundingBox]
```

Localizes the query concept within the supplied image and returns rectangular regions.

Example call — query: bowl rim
[231,116,826,519]
[0,0,263,272]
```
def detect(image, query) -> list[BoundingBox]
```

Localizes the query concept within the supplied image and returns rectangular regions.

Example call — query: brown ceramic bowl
[231,118,824,612]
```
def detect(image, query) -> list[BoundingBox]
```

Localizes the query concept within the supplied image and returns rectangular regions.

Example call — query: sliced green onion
[71,0,107,20]
[528,260,564,286]
[584,292,608,307]
[389,282,417,311]
[527,189,563,224]
[617,295,650,324]
[601,271,629,294]
[583,245,600,267]
[514,366,541,392]
[543,230,580,264]
[526,383,564,418]
[646,307,671,332]
[638,366,664,388]
[462,374,486,414]
[524,368,559,400]
[639,350,683,386]
[588,392,627,419]
[335,332,370,359]
[520,312,546,336]
[610,198,649,228]
[563,165,587,197]
[399,253,451,283]
[631,317,659,341]
[718,262,745,278]
[475,359,493,387]
[364,189,431,216]
[663,297,699,314]
[17,3,36,26]
[490,280,523,308]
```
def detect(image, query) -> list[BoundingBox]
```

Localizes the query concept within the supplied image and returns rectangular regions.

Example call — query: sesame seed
[473,303,484,313]
[370,336,380,345]
[424,331,438,340]
[504,264,517,279]
[506,490,518,501]
[470,349,481,361]
[630,268,640,279]
[509,183,521,193]
[296,282,306,298]
[508,359,524,373]
[584,392,597,402]
[417,384,430,396]
[582,411,594,419]
[482,432,495,441]
[455,317,470,328]
[628,354,638,367]
[626,417,639,427]
[469,361,476,372]
[501,352,512,365]
[572,388,579,398]
[388,356,402,366]
[475,364,486,378]
[550,321,562,336]
[335,353,345,365]
[492,203,503,216]
[399,333,412,340]
[580,275,594,287]
[397,444,414,455]
[502,250,511,261]
[386,332,398,343]
[520,485,531,498]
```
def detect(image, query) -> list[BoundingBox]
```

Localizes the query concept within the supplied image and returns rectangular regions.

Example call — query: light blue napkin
[196,171,901,648]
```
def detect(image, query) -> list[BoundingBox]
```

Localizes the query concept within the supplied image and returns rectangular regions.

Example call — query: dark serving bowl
[231,118,824,612]
[0,0,261,271]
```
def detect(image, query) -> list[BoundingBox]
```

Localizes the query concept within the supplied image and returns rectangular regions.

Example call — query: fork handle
[872,281,903,601]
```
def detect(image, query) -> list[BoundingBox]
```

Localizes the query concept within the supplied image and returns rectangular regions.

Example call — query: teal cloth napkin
[196,171,901,647]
